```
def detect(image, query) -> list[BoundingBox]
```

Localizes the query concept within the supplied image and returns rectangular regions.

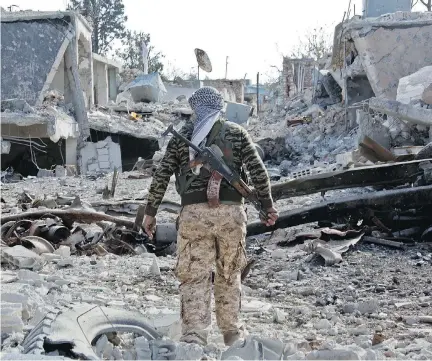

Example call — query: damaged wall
[346,12,432,100]
[202,79,245,103]
[282,57,315,101]
[1,18,71,106]
[81,130,160,174]
[92,53,121,106]
[80,136,122,174]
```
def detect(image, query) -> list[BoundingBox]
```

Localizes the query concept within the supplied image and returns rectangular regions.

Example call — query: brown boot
[223,331,243,347]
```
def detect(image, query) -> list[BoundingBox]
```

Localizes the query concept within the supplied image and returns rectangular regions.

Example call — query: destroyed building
[1,10,92,176]
[1,3,432,360]
[0,10,162,177]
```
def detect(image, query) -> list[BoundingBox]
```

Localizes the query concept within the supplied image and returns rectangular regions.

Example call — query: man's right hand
[143,215,156,239]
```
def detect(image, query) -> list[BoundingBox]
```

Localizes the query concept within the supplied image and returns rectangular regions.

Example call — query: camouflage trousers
[175,203,248,344]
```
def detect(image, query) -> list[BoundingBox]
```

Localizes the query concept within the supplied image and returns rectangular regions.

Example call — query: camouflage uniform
[145,88,273,345]
[175,203,247,344]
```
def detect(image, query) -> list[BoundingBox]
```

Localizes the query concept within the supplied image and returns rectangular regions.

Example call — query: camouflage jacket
[144,119,273,217]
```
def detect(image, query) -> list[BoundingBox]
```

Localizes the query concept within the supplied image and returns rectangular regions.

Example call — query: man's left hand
[262,207,278,227]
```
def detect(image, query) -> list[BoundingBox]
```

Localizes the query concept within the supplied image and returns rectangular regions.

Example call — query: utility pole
[225,56,229,79]
[256,72,260,113]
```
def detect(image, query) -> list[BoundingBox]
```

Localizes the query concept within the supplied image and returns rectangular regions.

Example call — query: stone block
[55,166,67,178]
[1,302,24,334]
[54,246,70,258]
[225,101,252,126]
[1,245,42,269]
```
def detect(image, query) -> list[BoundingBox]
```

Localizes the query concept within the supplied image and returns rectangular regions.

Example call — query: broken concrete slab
[345,12,432,100]
[1,245,42,269]
[369,97,432,127]
[397,66,432,105]
[124,72,167,103]
[356,109,391,149]
[225,101,252,126]
[0,110,78,143]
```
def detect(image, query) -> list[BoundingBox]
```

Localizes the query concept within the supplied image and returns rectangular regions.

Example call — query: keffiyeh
[188,87,224,174]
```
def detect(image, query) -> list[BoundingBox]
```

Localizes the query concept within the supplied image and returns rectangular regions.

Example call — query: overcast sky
[2,0,426,81]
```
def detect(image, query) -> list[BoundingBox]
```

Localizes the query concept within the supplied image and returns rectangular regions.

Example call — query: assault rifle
[162,124,270,221]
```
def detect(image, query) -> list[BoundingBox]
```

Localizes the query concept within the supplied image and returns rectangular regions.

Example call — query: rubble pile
[2,7,432,361]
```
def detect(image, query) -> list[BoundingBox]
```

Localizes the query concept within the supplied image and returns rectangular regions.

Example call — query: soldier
[143,86,278,346]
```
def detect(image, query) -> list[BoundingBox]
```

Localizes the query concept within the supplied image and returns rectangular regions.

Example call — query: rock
[2,245,42,269]
[134,336,151,360]
[314,319,332,330]
[1,302,24,334]
[57,258,73,268]
[348,326,369,336]
[145,294,162,302]
[95,334,109,357]
[343,303,357,314]
[306,349,361,360]
[423,84,432,105]
[149,257,161,276]
[54,246,71,258]
[175,342,204,360]
[273,308,286,323]
[286,351,305,360]
[242,300,273,313]
[275,270,299,281]
[271,249,286,260]
[18,270,42,282]
[405,316,419,325]
[357,299,378,314]
[112,347,123,360]
[41,253,62,262]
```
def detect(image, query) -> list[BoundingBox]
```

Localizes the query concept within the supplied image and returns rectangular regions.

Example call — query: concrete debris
[1,6,432,361]
[397,66,432,105]
[1,245,42,269]
[423,84,432,105]
[123,73,167,103]
[368,97,432,127]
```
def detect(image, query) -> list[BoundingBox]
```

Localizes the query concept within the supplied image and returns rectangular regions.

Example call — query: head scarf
[188,87,224,174]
